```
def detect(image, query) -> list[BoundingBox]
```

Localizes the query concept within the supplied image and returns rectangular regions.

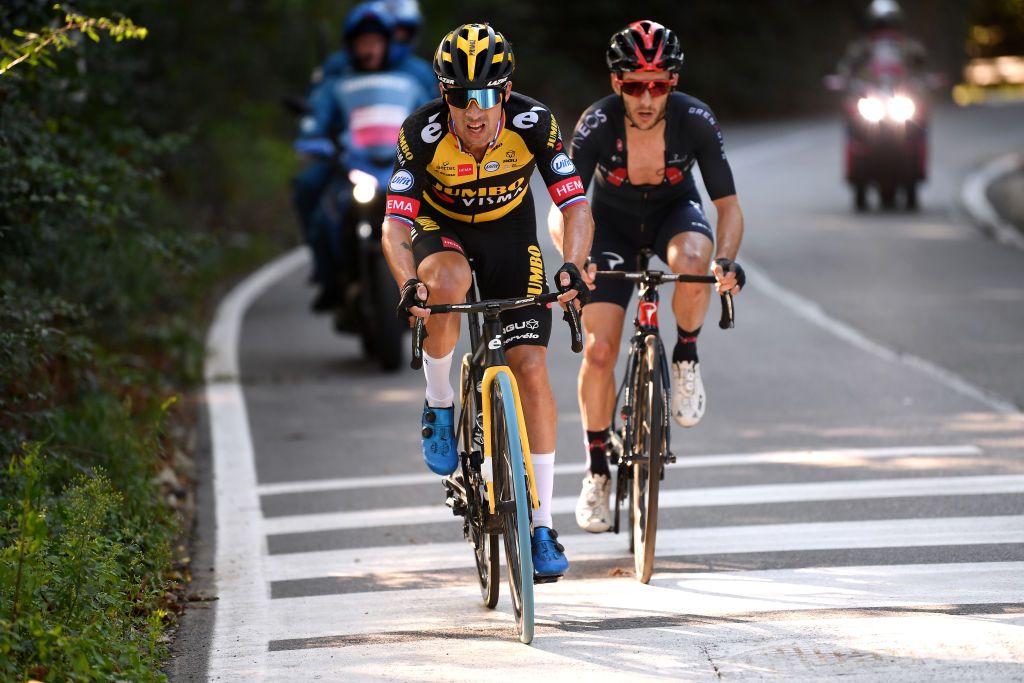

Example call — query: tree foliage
[0,4,147,75]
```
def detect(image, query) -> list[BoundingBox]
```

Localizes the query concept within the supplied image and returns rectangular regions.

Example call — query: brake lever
[718,292,735,330]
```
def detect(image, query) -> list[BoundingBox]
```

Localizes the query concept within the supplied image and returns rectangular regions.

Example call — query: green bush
[1,2,282,680]
[1,447,171,682]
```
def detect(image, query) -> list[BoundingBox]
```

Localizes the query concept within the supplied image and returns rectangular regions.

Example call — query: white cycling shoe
[672,360,706,428]
[574,473,611,533]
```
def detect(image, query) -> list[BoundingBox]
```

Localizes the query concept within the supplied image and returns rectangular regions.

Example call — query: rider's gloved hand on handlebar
[712,257,746,295]
[554,262,593,309]
[396,278,429,324]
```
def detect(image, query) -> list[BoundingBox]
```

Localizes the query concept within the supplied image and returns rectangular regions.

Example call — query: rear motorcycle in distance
[824,72,944,212]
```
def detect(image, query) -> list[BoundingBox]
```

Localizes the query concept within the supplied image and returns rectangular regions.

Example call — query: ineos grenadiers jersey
[569,92,736,213]
[384,92,588,226]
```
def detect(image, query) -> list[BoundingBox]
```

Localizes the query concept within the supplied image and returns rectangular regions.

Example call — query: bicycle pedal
[533,573,562,585]
[665,451,677,464]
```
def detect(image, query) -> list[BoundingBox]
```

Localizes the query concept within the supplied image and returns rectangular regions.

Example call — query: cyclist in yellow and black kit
[381,23,594,579]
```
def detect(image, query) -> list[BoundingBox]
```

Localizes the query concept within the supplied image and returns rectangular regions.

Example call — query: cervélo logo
[388,170,414,193]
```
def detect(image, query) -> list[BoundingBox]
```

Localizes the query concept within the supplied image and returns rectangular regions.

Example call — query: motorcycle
[826,73,928,211]
[291,109,405,372]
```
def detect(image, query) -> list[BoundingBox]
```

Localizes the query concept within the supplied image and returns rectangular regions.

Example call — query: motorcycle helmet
[867,0,904,30]
[433,23,515,88]
[606,20,684,74]
[343,2,395,46]
[385,0,422,62]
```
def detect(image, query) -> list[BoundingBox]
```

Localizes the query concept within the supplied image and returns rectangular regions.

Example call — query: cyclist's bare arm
[710,195,744,294]
[382,217,429,316]
[553,201,595,302]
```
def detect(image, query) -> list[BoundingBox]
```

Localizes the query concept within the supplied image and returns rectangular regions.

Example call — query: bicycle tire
[630,335,665,583]
[491,372,535,644]
[458,356,500,608]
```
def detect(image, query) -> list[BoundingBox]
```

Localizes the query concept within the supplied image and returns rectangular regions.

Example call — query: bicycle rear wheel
[460,357,500,608]
[491,372,535,644]
[630,335,665,583]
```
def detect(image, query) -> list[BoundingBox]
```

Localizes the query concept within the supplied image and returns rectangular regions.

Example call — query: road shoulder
[962,152,1024,250]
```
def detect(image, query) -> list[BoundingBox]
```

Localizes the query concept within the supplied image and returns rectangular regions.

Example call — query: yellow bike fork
[479,365,540,515]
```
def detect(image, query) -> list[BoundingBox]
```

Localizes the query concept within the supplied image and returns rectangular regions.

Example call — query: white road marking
[262,561,1024,642]
[961,152,1024,251]
[264,514,1024,582]
[264,611,1024,683]
[261,474,1024,535]
[745,261,1022,415]
[255,443,983,496]
[205,246,309,681]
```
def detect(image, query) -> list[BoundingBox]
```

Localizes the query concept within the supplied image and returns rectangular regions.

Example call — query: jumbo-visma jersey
[384,92,588,226]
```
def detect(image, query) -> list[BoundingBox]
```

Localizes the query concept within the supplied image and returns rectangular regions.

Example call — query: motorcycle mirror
[281,95,313,116]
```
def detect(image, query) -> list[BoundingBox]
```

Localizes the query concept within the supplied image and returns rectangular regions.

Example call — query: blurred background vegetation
[2,0,1022,679]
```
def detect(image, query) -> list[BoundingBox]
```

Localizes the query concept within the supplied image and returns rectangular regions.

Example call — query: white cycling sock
[423,349,455,408]
[531,451,555,529]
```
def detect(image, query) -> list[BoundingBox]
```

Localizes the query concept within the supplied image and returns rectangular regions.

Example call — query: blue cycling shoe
[421,402,458,475]
[532,527,569,581]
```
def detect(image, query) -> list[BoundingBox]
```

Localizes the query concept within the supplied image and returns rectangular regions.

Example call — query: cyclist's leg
[655,195,715,427]
[575,201,637,531]
[460,205,567,576]
[411,216,471,474]
[582,199,638,444]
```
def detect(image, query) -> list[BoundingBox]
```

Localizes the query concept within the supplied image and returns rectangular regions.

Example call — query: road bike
[596,249,735,583]
[410,273,582,643]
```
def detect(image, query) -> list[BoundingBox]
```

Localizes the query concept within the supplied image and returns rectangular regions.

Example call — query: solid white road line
[961,152,1024,251]
[262,561,1024,642]
[261,474,1024,535]
[745,260,1022,415]
[263,611,1024,683]
[255,443,983,496]
[205,246,309,681]
[264,514,1024,582]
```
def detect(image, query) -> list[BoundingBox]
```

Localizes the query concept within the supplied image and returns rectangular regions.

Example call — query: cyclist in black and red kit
[549,20,746,533]
[382,23,594,578]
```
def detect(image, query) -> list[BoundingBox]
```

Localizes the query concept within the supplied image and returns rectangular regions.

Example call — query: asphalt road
[177,101,1024,681]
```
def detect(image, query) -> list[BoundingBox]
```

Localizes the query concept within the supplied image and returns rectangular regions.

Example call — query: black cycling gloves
[397,278,426,322]
[554,262,591,306]
[714,257,746,291]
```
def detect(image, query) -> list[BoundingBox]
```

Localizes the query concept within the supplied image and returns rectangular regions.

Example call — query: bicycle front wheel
[630,335,665,584]
[491,372,535,644]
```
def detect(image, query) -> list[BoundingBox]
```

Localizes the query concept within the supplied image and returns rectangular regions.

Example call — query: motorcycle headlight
[857,96,885,123]
[348,169,379,204]
[887,95,916,122]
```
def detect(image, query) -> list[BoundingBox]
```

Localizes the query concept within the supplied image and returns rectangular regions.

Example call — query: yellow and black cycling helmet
[433,23,515,88]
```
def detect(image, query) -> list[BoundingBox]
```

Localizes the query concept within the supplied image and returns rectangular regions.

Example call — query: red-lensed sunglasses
[615,79,674,97]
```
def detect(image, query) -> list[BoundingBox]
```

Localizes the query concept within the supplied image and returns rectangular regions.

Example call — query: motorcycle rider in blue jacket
[314,0,437,99]
[292,2,430,311]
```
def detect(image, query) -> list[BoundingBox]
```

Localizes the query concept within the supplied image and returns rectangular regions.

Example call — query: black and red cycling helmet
[606,20,684,74]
